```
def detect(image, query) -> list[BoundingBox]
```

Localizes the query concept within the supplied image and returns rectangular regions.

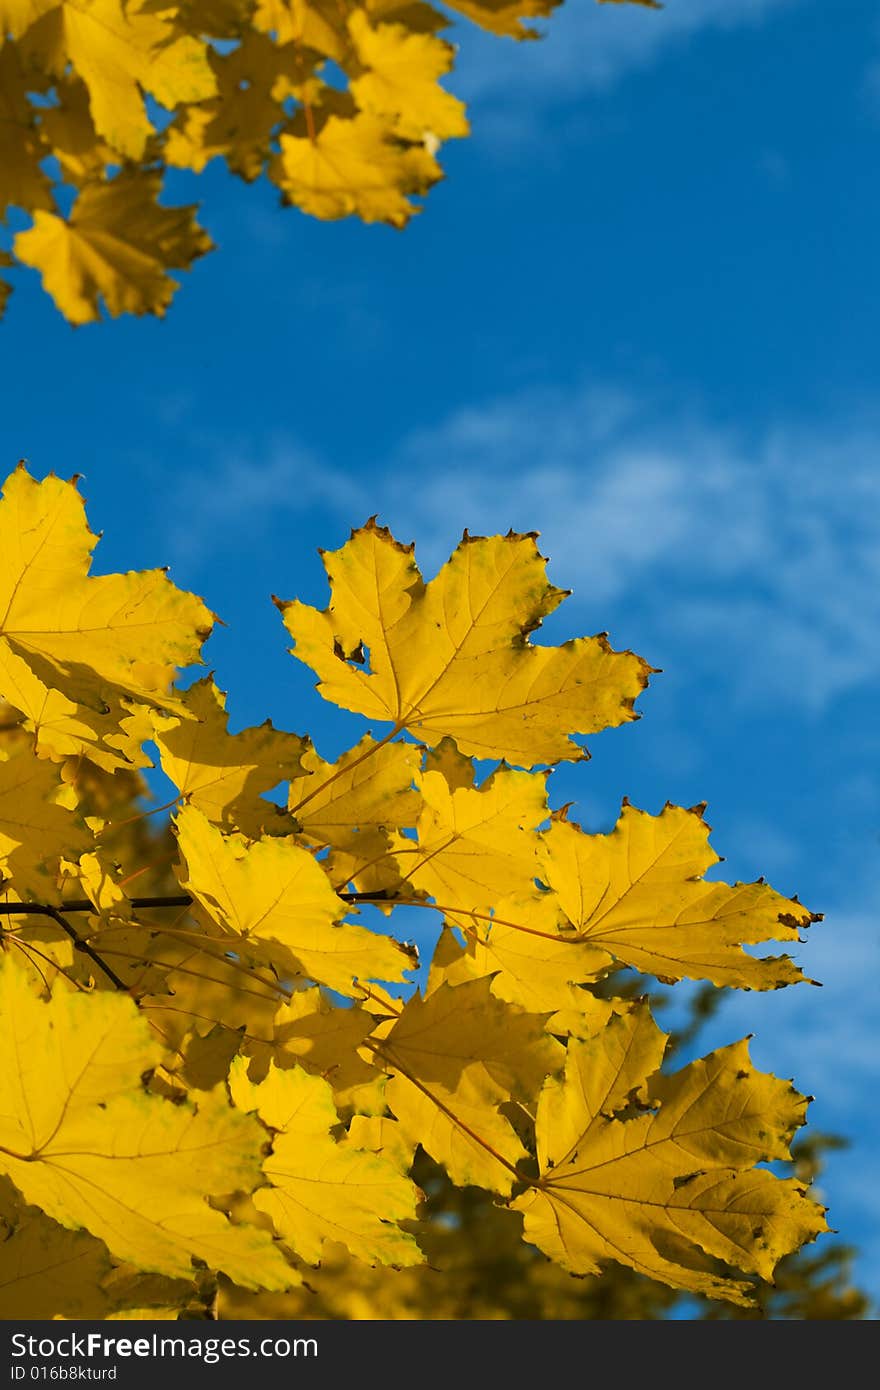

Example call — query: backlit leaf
[380,979,561,1195]
[0,1180,112,1320]
[513,1006,828,1302]
[349,12,469,142]
[0,748,91,899]
[155,677,307,836]
[229,1058,423,1266]
[273,112,441,226]
[15,174,212,324]
[277,522,652,765]
[175,803,416,994]
[0,467,213,717]
[0,955,295,1288]
[392,765,548,911]
[538,803,819,989]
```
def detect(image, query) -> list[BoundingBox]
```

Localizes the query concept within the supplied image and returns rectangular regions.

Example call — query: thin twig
[34,905,130,990]
[0,890,394,917]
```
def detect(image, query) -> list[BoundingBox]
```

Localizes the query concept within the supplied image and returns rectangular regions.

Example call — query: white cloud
[380,385,880,711]
[456,0,800,107]
[164,435,368,566]
[164,383,880,713]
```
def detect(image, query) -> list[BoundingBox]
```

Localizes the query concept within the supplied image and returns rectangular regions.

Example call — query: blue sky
[2,0,879,1311]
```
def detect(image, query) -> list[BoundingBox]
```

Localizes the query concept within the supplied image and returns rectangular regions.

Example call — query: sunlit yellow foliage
[278,521,652,763]
[0,0,652,322]
[0,468,830,1319]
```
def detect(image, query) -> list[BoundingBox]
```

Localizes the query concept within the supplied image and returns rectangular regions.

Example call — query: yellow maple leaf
[0,0,55,39]
[288,736,420,898]
[155,677,307,837]
[428,895,611,1036]
[166,33,310,181]
[0,1179,112,1319]
[12,171,210,323]
[349,11,469,142]
[0,467,213,723]
[245,988,384,1112]
[14,173,212,323]
[229,1058,423,1266]
[37,77,110,186]
[442,0,657,41]
[0,748,91,899]
[391,765,548,912]
[278,522,653,765]
[538,802,819,989]
[379,978,562,1195]
[129,923,285,1040]
[273,111,441,226]
[175,804,416,995]
[251,0,344,54]
[344,1114,415,1175]
[441,0,558,39]
[0,45,53,217]
[0,956,295,1288]
[18,0,215,160]
[0,643,153,771]
[512,1005,828,1302]
[289,734,421,847]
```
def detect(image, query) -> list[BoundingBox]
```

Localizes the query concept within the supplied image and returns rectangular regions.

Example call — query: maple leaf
[349,12,469,142]
[175,803,417,994]
[427,896,611,1036]
[154,677,307,836]
[0,643,154,771]
[0,45,54,217]
[230,1058,423,1266]
[244,988,383,1112]
[391,765,548,912]
[165,33,313,181]
[0,955,295,1288]
[287,733,422,884]
[250,0,344,52]
[15,173,212,324]
[538,802,819,989]
[36,77,110,186]
[441,0,559,40]
[0,1178,112,1319]
[0,467,213,724]
[512,1005,828,1303]
[273,112,442,226]
[17,0,215,160]
[130,924,285,1041]
[0,748,91,899]
[277,522,653,765]
[379,978,562,1195]
[0,0,656,320]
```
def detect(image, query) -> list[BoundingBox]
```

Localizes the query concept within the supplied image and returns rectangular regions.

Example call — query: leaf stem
[365,1038,527,1186]
[289,722,406,817]
[36,906,129,990]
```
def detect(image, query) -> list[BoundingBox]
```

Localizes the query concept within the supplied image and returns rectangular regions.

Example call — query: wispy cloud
[456,0,800,107]
[164,435,368,566]
[381,385,880,711]
[163,383,880,712]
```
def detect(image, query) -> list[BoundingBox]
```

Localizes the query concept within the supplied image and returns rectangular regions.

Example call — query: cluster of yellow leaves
[0,0,654,323]
[0,467,827,1318]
